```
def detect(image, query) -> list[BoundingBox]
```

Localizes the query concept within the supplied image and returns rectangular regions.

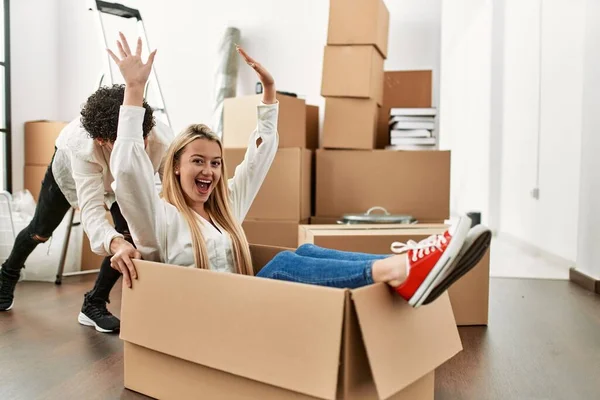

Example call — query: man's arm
[71,156,123,257]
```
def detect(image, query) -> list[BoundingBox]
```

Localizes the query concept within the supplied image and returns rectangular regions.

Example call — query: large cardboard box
[242,219,308,248]
[327,0,390,59]
[383,71,432,108]
[321,46,384,105]
[316,150,450,222]
[121,245,462,399]
[24,165,48,202]
[298,225,490,326]
[24,120,67,165]
[223,94,318,149]
[225,148,312,221]
[323,98,387,150]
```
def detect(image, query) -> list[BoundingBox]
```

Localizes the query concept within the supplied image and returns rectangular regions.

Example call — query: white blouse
[110,102,279,272]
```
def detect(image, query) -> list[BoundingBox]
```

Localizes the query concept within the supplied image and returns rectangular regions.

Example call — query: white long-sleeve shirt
[110,102,279,271]
[52,116,173,256]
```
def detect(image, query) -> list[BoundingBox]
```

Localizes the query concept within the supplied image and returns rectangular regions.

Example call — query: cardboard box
[225,148,312,221]
[316,150,450,222]
[327,0,390,59]
[121,245,462,399]
[306,105,320,150]
[321,46,384,105]
[383,71,432,108]
[24,165,48,202]
[377,106,391,148]
[80,211,113,271]
[24,120,67,165]
[323,98,385,150]
[242,219,308,248]
[298,225,490,326]
[224,94,318,149]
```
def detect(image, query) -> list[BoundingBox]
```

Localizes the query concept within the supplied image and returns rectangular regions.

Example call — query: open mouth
[195,179,212,195]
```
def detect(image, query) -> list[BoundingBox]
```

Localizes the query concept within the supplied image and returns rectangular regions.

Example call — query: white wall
[500,0,585,262]
[10,0,60,192]
[576,0,600,279]
[439,0,492,224]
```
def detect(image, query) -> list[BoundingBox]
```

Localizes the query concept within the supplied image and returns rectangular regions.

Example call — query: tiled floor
[489,236,571,280]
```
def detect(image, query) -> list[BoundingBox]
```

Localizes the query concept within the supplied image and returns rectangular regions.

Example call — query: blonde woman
[107,36,491,308]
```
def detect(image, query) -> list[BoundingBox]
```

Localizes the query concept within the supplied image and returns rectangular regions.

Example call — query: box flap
[350,285,462,399]
[249,244,293,273]
[121,259,346,400]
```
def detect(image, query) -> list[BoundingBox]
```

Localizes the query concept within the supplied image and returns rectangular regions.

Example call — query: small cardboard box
[306,105,320,150]
[24,165,48,202]
[223,94,318,149]
[323,98,388,150]
[121,245,462,399]
[383,71,433,108]
[316,150,450,222]
[327,0,390,59]
[298,225,490,326]
[242,219,308,248]
[24,120,67,165]
[225,148,312,221]
[321,46,384,105]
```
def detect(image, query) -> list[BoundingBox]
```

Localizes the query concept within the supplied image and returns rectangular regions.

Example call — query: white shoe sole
[77,312,116,333]
[1,300,14,311]
[408,215,471,307]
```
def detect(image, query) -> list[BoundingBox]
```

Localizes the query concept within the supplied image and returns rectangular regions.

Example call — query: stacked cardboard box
[223,93,319,248]
[321,0,389,150]
[23,120,67,201]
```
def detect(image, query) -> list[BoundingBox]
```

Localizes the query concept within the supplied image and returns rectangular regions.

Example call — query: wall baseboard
[569,268,600,294]
[495,231,574,267]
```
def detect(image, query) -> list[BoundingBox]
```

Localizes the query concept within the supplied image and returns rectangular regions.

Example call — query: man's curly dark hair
[80,84,155,142]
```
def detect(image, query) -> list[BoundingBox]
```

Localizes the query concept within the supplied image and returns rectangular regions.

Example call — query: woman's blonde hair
[160,124,254,275]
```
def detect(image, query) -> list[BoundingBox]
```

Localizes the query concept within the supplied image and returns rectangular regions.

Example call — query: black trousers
[1,151,130,303]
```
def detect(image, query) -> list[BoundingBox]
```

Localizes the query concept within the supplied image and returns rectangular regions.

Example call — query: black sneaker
[78,294,120,333]
[0,270,18,311]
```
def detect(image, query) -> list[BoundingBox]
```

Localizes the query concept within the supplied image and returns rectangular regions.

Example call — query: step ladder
[55,0,171,284]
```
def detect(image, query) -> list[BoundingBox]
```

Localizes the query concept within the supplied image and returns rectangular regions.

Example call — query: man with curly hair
[0,80,173,333]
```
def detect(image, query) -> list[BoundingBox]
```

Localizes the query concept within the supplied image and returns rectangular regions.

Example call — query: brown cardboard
[80,211,113,271]
[242,219,308,248]
[225,148,312,221]
[377,106,391,148]
[383,71,432,108]
[306,105,320,150]
[24,165,47,202]
[322,98,379,150]
[327,0,390,59]
[321,46,384,105]
[121,245,462,399]
[316,150,450,221]
[24,120,67,165]
[298,225,490,326]
[223,94,317,149]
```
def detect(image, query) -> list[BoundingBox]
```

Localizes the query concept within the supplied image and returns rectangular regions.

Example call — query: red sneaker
[390,216,471,307]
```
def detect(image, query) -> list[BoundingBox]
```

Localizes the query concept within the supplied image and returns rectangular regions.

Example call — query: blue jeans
[256,244,389,289]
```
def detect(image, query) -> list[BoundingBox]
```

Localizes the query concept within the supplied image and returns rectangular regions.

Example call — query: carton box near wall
[321,45,384,105]
[323,98,388,150]
[223,94,318,149]
[383,71,433,108]
[298,225,490,326]
[225,148,312,221]
[327,0,390,59]
[316,150,450,222]
[24,120,67,165]
[121,245,462,399]
[24,165,48,202]
[242,219,308,249]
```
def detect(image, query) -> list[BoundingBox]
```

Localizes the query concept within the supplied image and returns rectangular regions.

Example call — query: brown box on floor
[298,225,490,326]
[316,150,450,222]
[383,71,433,108]
[223,94,318,149]
[224,148,312,221]
[322,98,388,150]
[242,219,309,249]
[24,120,68,165]
[327,0,390,59]
[321,45,384,105]
[121,245,462,399]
